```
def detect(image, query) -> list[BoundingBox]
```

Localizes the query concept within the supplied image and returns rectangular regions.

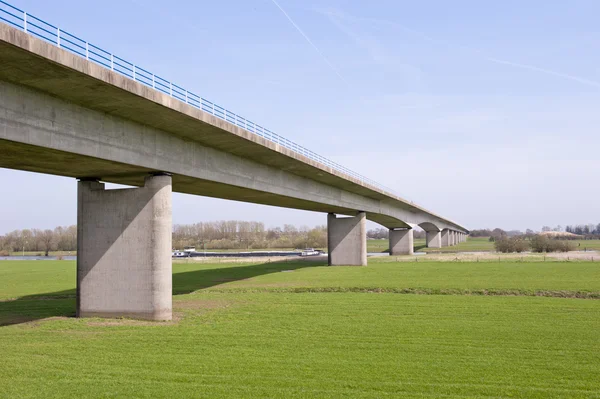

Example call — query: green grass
[367,237,496,253]
[368,237,600,253]
[1,260,600,398]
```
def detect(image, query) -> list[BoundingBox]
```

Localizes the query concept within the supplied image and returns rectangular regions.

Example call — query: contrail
[323,9,600,90]
[270,0,349,85]
[486,58,600,89]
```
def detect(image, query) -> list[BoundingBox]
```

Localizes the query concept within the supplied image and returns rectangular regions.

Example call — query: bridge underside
[0,138,405,229]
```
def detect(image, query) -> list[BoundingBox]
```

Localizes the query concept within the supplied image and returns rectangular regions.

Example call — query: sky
[1,0,599,234]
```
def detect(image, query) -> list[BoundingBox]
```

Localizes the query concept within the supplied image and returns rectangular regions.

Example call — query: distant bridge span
[0,9,468,320]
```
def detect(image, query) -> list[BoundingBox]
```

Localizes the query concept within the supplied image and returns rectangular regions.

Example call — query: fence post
[23,12,27,32]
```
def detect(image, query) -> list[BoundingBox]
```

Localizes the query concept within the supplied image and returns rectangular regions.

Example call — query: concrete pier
[389,228,414,255]
[426,230,442,248]
[77,174,173,320]
[441,229,450,247]
[327,212,367,266]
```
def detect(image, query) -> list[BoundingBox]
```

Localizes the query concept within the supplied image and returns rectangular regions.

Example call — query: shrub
[494,237,529,253]
[0,249,9,256]
[530,235,576,253]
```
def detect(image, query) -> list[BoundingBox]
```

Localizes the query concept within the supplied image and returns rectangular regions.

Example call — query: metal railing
[0,0,403,198]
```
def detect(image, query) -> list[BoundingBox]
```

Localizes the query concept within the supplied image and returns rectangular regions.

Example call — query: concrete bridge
[0,14,468,320]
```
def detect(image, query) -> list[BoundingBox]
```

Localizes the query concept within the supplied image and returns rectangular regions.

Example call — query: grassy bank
[1,259,600,397]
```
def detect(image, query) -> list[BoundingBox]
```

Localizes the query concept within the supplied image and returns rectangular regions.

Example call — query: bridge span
[0,8,468,320]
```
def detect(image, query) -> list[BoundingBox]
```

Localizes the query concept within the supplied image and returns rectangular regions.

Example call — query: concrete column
[77,174,172,320]
[426,230,442,248]
[441,229,450,247]
[389,228,413,255]
[327,212,367,266]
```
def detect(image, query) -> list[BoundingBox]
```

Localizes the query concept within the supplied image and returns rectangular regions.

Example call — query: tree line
[367,228,425,239]
[172,221,327,250]
[471,223,600,240]
[0,221,328,255]
[0,226,77,256]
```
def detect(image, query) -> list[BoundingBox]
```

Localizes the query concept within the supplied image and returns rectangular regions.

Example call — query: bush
[494,237,529,253]
[0,249,9,256]
[530,235,576,253]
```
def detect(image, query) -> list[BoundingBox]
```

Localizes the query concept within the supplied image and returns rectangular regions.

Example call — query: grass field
[2,259,600,397]
[367,237,494,253]
[368,237,600,253]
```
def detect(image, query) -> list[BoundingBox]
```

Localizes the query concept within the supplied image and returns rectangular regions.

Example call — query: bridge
[0,2,468,320]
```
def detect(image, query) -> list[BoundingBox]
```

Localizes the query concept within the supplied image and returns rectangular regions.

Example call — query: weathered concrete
[77,174,172,320]
[327,212,367,266]
[426,230,442,248]
[0,23,468,235]
[389,229,414,255]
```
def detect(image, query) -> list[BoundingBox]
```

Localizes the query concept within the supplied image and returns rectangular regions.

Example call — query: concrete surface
[327,212,367,266]
[389,229,414,255]
[0,23,468,235]
[441,230,450,247]
[426,231,442,248]
[77,175,172,320]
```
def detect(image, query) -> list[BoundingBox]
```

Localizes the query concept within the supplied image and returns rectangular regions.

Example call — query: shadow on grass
[0,259,326,327]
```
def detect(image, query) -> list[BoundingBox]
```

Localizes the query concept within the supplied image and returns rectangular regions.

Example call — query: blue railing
[0,0,403,198]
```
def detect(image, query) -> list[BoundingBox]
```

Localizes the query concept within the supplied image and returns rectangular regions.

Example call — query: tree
[39,229,56,256]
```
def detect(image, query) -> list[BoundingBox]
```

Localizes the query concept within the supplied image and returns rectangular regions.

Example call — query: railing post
[152,74,155,88]
[132,65,136,80]
[212,103,215,115]
[57,28,61,47]
[169,82,172,96]
[184,90,188,103]
[110,54,114,70]
[23,12,27,32]
[85,42,89,59]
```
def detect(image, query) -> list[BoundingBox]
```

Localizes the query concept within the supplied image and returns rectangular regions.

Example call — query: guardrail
[0,0,404,199]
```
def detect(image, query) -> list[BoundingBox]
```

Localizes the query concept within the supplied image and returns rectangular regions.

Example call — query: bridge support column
[389,228,413,255]
[77,174,172,320]
[426,231,442,248]
[441,229,450,247]
[451,231,456,246]
[327,212,367,266]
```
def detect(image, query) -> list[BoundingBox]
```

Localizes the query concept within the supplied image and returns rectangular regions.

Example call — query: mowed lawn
[1,260,600,398]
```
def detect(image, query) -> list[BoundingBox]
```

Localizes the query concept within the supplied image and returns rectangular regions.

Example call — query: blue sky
[1,0,599,233]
